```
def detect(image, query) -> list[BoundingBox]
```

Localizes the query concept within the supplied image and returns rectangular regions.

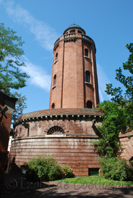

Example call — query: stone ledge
[14,112,102,127]
[11,135,99,142]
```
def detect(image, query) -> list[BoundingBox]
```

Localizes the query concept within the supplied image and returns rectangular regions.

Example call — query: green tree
[0,23,29,121]
[105,43,133,129]
[93,101,126,157]
[11,92,27,123]
[93,44,133,180]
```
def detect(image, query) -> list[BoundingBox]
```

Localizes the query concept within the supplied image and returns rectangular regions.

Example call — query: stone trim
[84,55,91,60]
[45,134,66,137]
[14,112,102,127]
[52,85,56,89]
[85,81,93,86]
[54,59,58,64]
[11,135,99,142]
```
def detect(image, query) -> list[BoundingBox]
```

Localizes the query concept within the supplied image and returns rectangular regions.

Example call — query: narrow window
[27,128,29,137]
[85,49,88,56]
[52,103,55,109]
[55,53,58,60]
[87,101,92,108]
[86,71,90,83]
[54,75,56,86]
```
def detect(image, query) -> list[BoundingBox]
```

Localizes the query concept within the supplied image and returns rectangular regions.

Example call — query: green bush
[61,165,74,178]
[26,156,74,181]
[100,157,133,181]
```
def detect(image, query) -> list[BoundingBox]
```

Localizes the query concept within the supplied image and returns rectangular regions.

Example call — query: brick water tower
[9,25,103,177]
[49,24,99,109]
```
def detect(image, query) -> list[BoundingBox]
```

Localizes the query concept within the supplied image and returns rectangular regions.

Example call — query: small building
[0,91,17,194]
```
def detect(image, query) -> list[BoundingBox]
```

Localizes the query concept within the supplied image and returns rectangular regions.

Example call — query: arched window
[86,71,90,83]
[47,126,64,135]
[78,30,82,34]
[87,101,92,108]
[55,53,58,60]
[54,75,56,86]
[70,29,75,33]
[85,49,88,57]
[52,103,55,109]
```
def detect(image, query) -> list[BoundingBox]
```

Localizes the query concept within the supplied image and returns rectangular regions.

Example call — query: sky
[0,0,133,114]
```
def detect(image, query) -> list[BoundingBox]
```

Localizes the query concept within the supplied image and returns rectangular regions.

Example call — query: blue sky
[0,0,133,114]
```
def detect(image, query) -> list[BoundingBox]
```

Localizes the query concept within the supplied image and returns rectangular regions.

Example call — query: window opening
[47,126,64,135]
[78,30,82,34]
[52,103,55,109]
[88,168,99,176]
[70,30,75,33]
[54,75,56,86]
[55,53,58,60]
[86,71,90,83]
[85,49,88,56]
[87,101,92,108]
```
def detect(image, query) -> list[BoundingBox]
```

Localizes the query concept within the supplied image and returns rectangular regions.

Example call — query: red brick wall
[9,108,102,176]
[49,28,99,109]
[9,137,100,176]
[0,107,12,191]
[118,131,133,162]
[9,109,133,176]
[0,113,12,152]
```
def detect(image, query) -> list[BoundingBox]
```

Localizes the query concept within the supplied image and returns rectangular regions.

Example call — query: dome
[63,24,86,35]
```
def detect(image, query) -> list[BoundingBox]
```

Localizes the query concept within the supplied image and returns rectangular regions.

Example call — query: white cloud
[99,89,104,102]
[97,63,111,102]
[22,56,51,91]
[2,0,59,50]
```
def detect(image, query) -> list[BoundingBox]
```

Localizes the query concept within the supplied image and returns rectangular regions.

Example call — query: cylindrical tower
[49,24,99,109]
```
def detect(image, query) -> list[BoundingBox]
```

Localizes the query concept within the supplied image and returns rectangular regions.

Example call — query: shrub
[61,165,74,178]
[100,157,133,181]
[48,163,63,181]
[26,156,73,181]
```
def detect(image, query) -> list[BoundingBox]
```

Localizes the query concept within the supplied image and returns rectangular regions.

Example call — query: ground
[1,172,133,198]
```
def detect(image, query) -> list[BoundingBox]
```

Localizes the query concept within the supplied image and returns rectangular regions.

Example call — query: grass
[55,176,133,187]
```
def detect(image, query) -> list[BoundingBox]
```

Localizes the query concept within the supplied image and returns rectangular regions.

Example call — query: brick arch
[44,120,68,134]
[47,126,64,135]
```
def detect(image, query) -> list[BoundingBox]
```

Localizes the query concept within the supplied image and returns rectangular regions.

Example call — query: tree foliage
[93,101,126,157]
[105,43,133,129]
[11,92,27,123]
[0,23,29,94]
[94,44,133,157]
[0,23,29,122]
[93,43,133,180]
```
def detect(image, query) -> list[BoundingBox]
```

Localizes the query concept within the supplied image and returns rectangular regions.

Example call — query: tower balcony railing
[54,33,95,52]
[64,33,76,38]
[54,38,60,46]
